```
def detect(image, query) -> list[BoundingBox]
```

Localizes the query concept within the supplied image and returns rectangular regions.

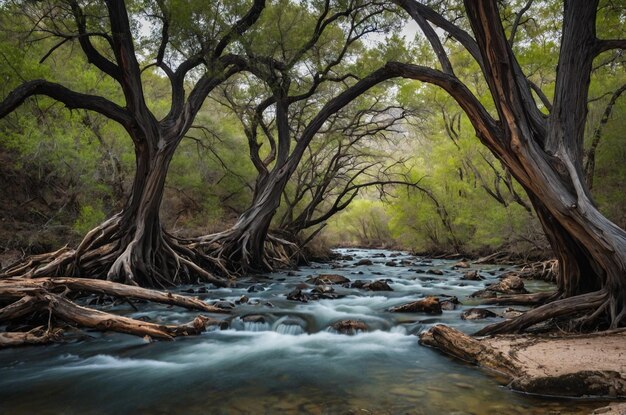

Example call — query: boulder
[461,308,497,320]
[372,253,387,258]
[389,296,442,314]
[330,319,368,335]
[385,260,397,267]
[502,307,524,319]
[440,296,461,310]
[462,270,484,281]
[351,279,393,291]
[212,300,235,310]
[471,275,528,297]
[354,259,373,266]
[486,275,528,294]
[453,261,471,269]
[286,288,310,302]
[306,274,350,285]
[428,269,444,276]
[236,295,249,304]
[247,284,265,293]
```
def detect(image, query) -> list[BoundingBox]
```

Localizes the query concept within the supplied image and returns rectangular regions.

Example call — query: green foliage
[73,204,106,235]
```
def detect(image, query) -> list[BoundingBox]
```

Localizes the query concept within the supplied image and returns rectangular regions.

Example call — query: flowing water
[0,249,606,414]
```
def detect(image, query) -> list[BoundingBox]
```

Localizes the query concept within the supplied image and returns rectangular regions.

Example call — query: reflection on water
[0,249,604,414]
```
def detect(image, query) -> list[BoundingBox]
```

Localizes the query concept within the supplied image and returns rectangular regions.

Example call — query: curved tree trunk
[193,170,297,274]
[460,0,626,332]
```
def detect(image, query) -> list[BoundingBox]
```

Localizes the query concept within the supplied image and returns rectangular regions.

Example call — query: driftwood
[0,277,229,347]
[0,277,228,313]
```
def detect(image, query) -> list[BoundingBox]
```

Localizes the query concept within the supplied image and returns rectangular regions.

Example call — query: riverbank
[421,324,626,400]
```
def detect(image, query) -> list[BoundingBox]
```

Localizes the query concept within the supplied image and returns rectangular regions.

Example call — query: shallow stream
[0,249,605,414]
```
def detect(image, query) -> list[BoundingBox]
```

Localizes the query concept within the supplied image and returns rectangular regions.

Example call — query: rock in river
[354,259,373,266]
[462,270,484,281]
[461,308,497,320]
[330,319,368,335]
[306,274,350,285]
[350,279,393,291]
[389,296,442,314]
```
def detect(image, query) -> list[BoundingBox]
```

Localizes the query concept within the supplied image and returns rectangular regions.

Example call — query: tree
[190,0,403,273]
[384,0,626,331]
[0,0,265,287]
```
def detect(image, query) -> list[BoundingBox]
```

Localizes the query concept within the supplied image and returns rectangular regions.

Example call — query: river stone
[462,270,484,281]
[247,284,265,292]
[351,279,393,291]
[330,319,368,335]
[428,269,444,275]
[354,258,373,266]
[372,253,387,258]
[441,296,461,310]
[453,261,471,268]
[236,295,249,304]
[306,274,350,285]
[487,275,528,293]
[212,300,235,310]
[385,260,397,267]
[461,308,497,320]
[311,285,334,294]
[286,288,310,302]
[389,296,443,314]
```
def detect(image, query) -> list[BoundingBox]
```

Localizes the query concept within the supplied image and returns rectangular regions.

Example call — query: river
[0,249,604,414]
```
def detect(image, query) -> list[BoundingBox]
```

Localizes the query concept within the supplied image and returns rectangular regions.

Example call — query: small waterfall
[275,324,304,335]
[242,321,271,332]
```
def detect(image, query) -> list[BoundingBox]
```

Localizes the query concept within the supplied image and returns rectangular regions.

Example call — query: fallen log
[0,277,230,347]
[0,277,227,313]
[0,327,63,348]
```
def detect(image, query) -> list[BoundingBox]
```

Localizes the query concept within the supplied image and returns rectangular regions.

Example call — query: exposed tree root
[189,229,300,276]
[475,290,608,336]
[0,213,231,288]
[0,277,229,347]
[517,259,559,282]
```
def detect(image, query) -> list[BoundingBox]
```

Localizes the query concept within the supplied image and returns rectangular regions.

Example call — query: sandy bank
[420,325,626,399]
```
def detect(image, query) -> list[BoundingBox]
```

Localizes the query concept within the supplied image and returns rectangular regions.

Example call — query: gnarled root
[189,230,300,276]
[475,290,609,336]
[0,213,231,288]
[0,277,229,347]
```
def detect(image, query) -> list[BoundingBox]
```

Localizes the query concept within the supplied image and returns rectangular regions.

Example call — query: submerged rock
[286,288,310,302]
[354,259,373,266]
[212,300,235,310]
[306,274,350,285]
[372,253,387,258]
[428,269,444,276]
[462,270,484,281]
[330,319,368,335]
[247,284,265,293]
[461,308,497,320]
[389,296,442,314]
[488,275,527,293]
[385,260,397,267]
[471,275,528,297]
[440,296,461,310]
[350,279,393,291]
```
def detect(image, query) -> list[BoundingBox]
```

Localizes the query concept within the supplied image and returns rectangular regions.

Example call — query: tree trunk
[2,130,228,288]
[462,0,626,332]
[196,169,296,274]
